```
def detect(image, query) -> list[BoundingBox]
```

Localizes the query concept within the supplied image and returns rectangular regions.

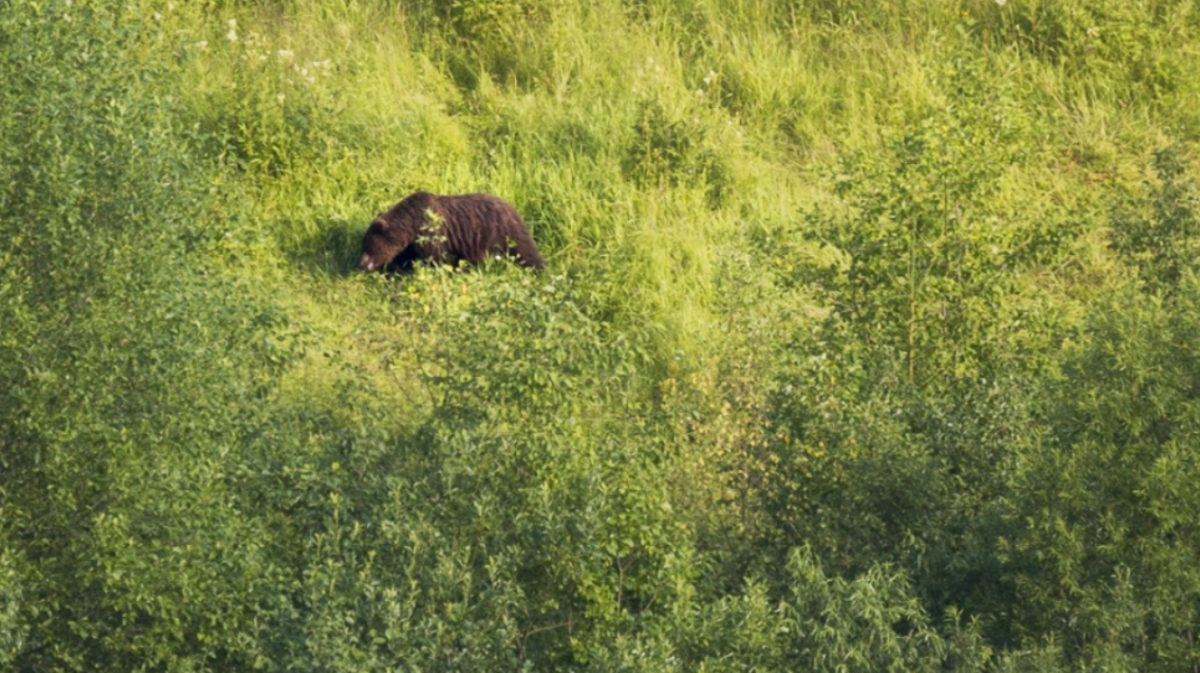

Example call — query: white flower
[995,0,1006,5]
[226,28,238,42]
[277,49,294,63]
[196,40,208,50]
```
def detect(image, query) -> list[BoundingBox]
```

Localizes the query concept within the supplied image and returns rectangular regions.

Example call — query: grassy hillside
[3,0,1200,669]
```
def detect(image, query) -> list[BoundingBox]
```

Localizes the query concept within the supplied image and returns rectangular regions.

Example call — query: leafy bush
[971,0,1192,96]
[999,279,1200,669]
[624,98,732,207]
[0,545,24,668]
[1110,145,1200,291]
[0,1,304,668]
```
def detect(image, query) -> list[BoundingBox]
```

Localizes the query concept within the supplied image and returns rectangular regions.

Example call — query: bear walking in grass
[358,191,545,272]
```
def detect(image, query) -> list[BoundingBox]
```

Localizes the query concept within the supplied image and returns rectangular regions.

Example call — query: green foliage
[0,545,25,668]
[1111,145,1200,291]
[395,266,686,665]
[185,17,346,179]
[797,49,1052,390]
[999,280,1200,669]
[437,0,560,41]
[624,99,731,207]
[681,549,950,672]
[4,0,1200,670]
[0,0,306,668]
[971,0,1194,97]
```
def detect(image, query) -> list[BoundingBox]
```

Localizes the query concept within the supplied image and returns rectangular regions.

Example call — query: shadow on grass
[282,217,366,278]
[281,214,560,281]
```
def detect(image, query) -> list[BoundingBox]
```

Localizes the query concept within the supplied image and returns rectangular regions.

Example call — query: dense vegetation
[3,0,1200,669]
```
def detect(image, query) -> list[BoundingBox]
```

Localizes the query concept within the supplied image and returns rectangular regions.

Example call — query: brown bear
[357,191,545,272]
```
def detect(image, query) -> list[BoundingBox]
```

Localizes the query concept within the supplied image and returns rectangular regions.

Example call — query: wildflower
[277,49,294,63]
[196,40,208,51]
[226,18,238,42]
[995,0,1006,5]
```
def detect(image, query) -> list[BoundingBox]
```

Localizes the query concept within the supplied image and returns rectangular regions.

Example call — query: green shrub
[971,0,1191,96]
[999,279,1200,670]
[0,545,24,668]
[623,99,732,207]
[1110,145,1200,291]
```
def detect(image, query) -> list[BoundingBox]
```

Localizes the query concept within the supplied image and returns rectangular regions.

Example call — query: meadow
[3,0,1200,669]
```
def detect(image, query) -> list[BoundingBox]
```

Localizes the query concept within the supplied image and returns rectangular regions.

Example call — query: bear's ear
[371,216,389,230]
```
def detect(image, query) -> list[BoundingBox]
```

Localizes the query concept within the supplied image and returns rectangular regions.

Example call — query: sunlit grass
[164,0,1199,425]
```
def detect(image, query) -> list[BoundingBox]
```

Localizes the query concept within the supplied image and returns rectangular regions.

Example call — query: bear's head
[358,215,406,271]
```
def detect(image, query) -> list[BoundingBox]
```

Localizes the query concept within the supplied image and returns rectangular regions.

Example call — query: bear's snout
[358,253,376,271]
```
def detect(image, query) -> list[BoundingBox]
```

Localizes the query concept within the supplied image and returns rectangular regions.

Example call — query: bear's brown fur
[357,191,545,272]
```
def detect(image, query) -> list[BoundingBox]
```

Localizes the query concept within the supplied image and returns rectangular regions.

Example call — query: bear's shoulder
[399,190,437,207]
